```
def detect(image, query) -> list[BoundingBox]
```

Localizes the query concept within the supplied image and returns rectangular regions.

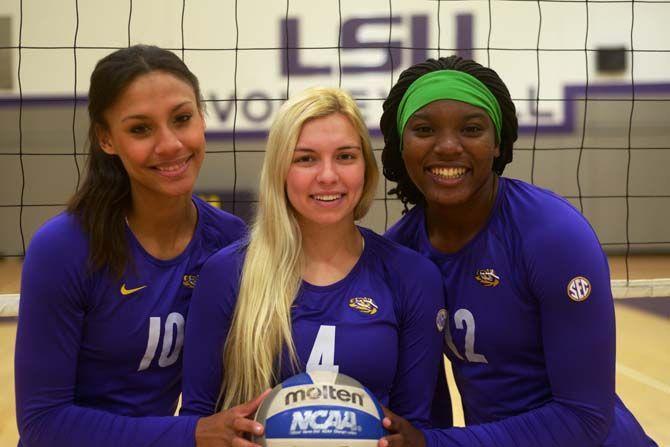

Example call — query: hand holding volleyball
[378,407,425,447]
[195,389,271,447]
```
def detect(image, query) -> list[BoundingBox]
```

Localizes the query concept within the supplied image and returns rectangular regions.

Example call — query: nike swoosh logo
[120,284,147,296]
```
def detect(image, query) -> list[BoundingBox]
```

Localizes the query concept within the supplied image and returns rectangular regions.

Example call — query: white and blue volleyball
[253,370,387,447]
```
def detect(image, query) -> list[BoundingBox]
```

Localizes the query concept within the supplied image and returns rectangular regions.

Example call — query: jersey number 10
[138,312,185,371]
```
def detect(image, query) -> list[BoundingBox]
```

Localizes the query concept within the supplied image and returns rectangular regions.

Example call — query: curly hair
[380,55,518,209]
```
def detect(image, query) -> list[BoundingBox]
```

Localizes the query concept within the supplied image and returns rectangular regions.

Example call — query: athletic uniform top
[385,177,657,447]
[15,196,246,447]
[180,227,445,429]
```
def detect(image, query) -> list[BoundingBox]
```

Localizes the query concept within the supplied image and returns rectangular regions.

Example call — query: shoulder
[362,227,441,286]
[21,212,91,300]
[200,239,247,279]
[26,212,89,262]
[500,178,599,244]
[361,228,444,318]
[501,178,585,225]
[193,196,247,247]
[384,205,424,249]
[498,179,604,270]
[192,240,247,313]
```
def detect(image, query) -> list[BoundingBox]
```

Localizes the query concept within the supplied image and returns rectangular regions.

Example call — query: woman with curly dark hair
[379,56,656,447]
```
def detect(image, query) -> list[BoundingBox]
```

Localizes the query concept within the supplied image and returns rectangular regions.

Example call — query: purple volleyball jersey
[15,196,246,447]
[385,177,657,447]
[180,227,445,429]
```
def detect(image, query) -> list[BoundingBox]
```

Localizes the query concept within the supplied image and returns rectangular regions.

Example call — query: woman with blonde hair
[180,87,447,446]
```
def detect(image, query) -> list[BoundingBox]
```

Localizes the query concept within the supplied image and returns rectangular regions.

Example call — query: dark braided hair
[380,56,518,209]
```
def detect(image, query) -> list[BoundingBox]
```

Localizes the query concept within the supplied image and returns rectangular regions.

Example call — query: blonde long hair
[219,87,379,409]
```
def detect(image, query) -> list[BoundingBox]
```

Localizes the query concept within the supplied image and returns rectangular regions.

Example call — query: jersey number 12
[445,309,488,363]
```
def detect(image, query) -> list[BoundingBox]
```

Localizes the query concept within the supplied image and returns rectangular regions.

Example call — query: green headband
[396,70,502,151]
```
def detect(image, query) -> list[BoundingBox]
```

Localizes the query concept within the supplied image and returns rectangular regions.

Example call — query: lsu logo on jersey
[348,297,378,315]
[182,274,198,289]
[436,308,447,332]
[567,276,591,302]
[475,269,500,287]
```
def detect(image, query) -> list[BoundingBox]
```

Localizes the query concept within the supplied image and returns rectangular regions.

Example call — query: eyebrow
[294,145,361,152]
[121,101,193,122]
[411,110,488,121]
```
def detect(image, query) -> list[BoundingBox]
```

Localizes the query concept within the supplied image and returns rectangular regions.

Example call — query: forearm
[18,405,199,447]
[422,399,609,447]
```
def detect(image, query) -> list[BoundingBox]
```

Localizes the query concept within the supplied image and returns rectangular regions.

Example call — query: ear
[493,143,501,158]
[95,125,116,155]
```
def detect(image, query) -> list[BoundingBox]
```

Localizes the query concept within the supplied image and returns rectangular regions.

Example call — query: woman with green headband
[379,56,656,447]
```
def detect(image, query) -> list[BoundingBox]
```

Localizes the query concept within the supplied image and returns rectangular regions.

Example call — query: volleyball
[253,370,387,447]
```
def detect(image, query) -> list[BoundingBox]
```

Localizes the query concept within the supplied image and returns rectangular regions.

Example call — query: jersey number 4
[138,312,185,371]
[307,325,339,373]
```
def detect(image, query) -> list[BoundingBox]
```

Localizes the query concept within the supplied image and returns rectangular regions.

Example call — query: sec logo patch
[567,276,592,302]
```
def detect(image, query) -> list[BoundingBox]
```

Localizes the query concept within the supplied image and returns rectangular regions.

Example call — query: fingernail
[255,424,263,434]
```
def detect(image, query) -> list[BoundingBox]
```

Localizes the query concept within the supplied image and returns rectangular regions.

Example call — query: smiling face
[97,70,206,202]
[286,112,366,231]
[401,99,499,209]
